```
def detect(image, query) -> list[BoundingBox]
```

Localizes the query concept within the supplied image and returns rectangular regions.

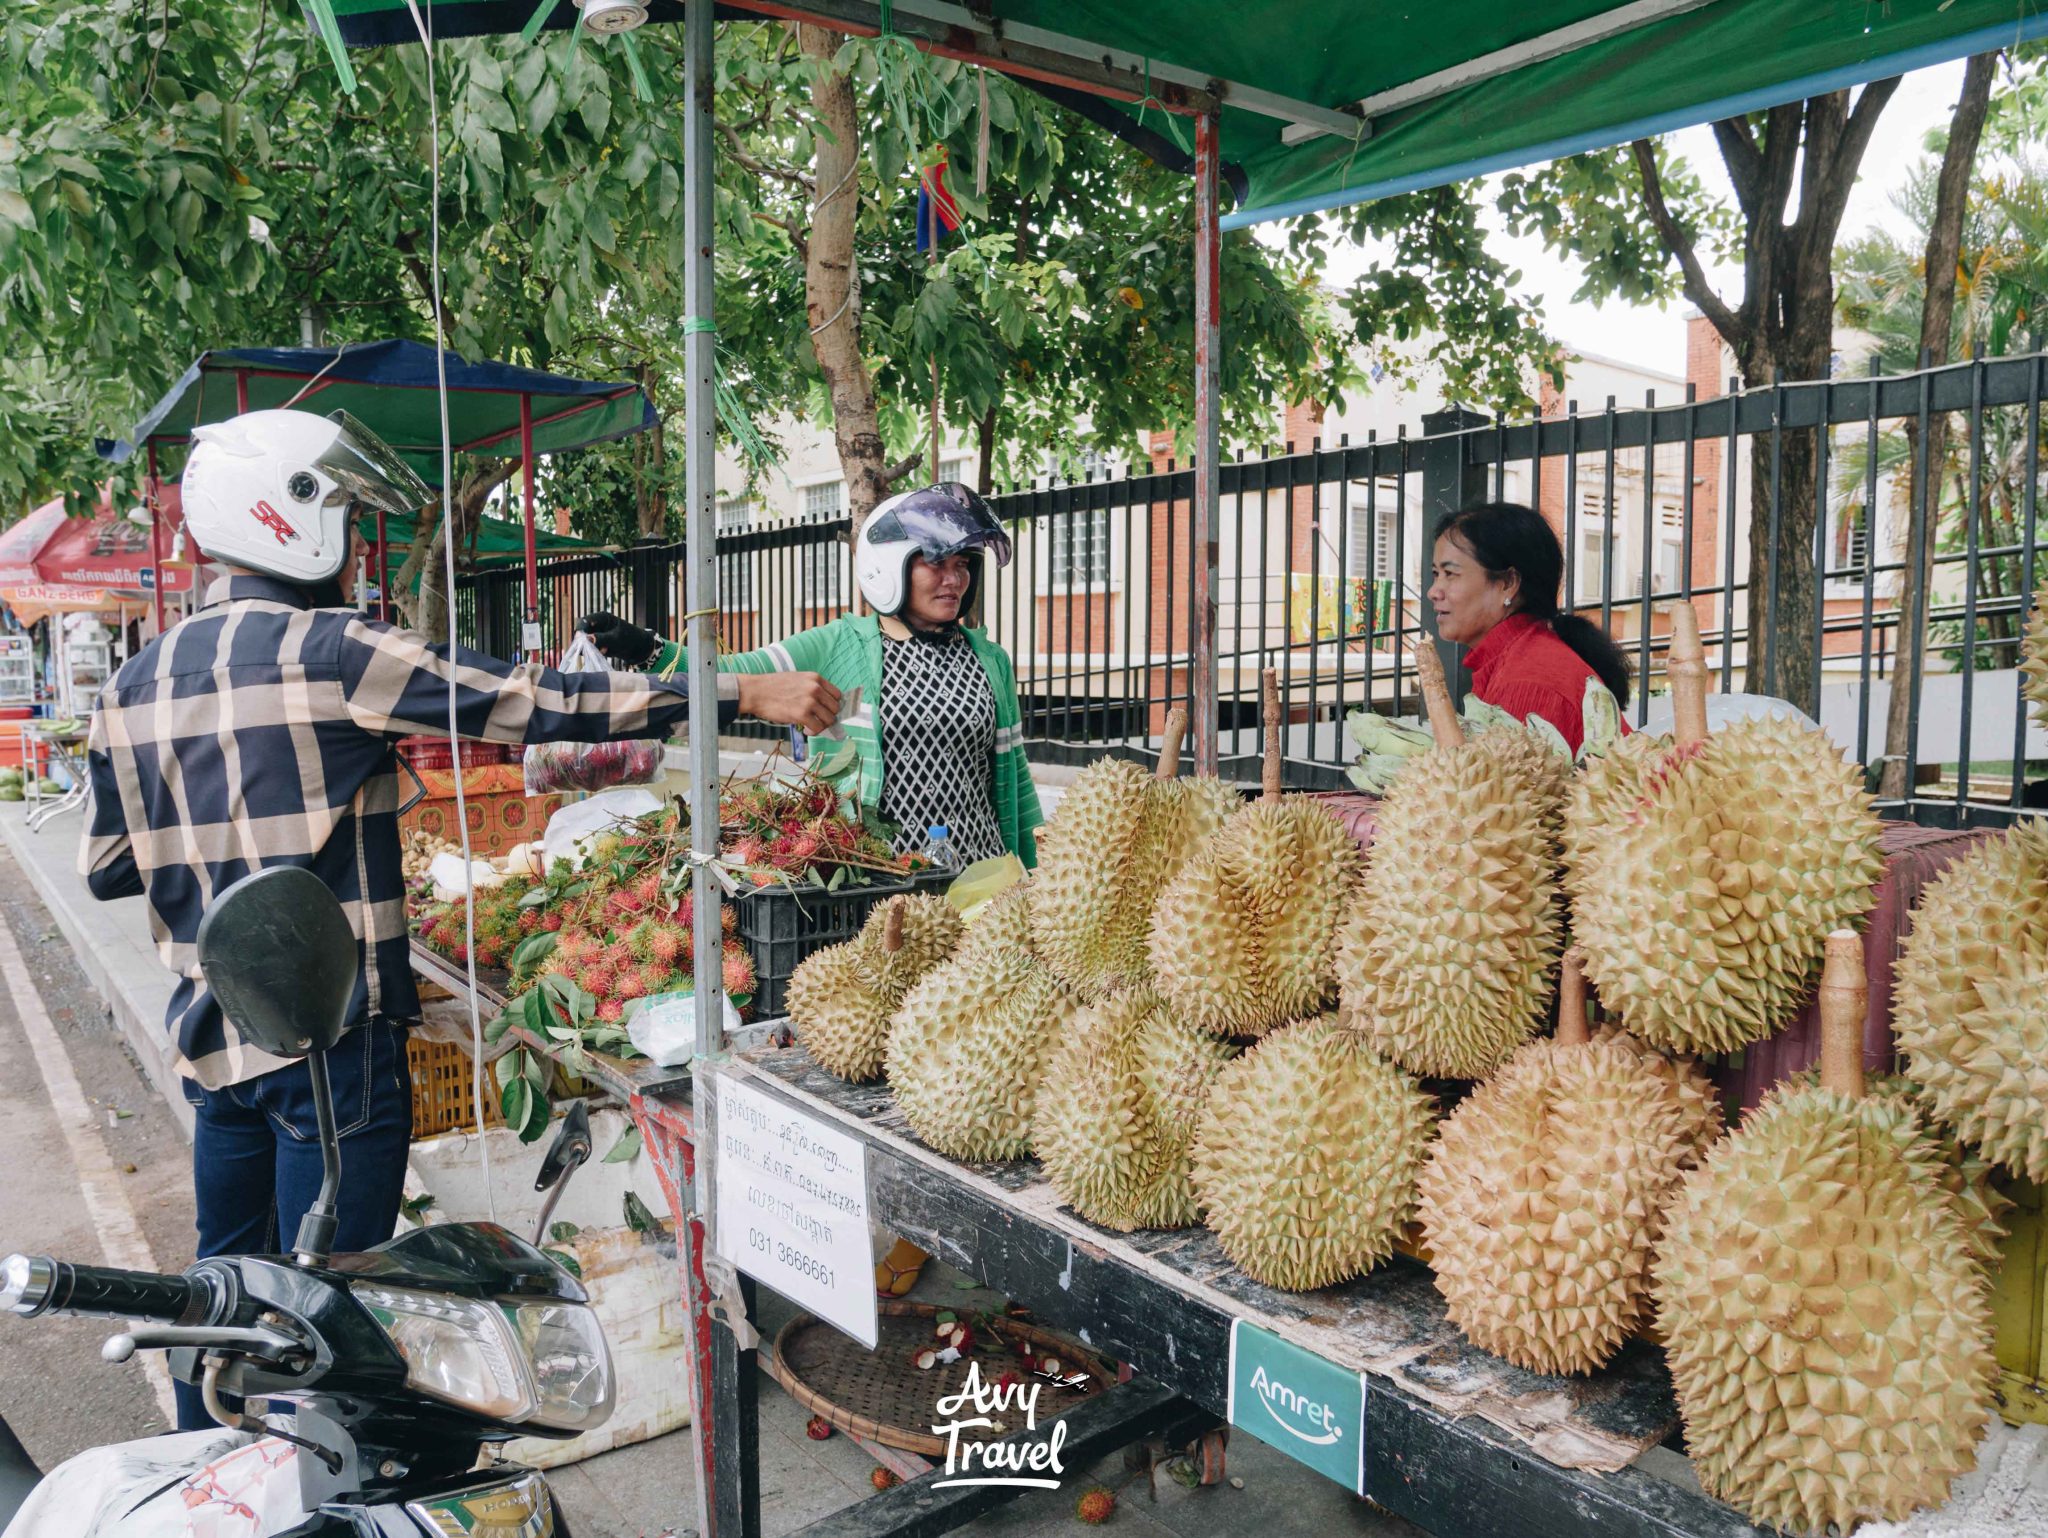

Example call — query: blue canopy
[98,339,655,484]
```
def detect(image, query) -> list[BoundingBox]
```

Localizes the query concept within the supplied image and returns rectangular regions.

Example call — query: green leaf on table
[512,931,558,971]
[501,1075,532,1132]
[603,1127,642,1164]
[550,1221,581,1242]
[518,886,551,908]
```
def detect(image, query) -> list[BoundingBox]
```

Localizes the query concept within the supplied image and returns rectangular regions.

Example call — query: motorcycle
[0,864,610,1537]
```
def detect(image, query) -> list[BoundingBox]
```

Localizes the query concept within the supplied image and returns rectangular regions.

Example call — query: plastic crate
[734,868,951,1018]
[397,736,521,772]
[407,1033,505,1140]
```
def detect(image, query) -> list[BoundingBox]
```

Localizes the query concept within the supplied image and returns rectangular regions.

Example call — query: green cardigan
[652,614,1042,868]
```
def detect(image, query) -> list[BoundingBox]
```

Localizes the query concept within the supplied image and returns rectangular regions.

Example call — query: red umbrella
[0,492,192,625]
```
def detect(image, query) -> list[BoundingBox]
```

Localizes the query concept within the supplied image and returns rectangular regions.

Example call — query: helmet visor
[318,410,434,517]
[866,483,1012,568]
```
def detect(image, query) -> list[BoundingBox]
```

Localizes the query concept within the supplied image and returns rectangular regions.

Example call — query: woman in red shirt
[1428,503,1631,755]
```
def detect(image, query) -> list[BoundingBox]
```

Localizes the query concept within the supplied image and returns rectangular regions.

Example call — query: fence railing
[458,350,2048,823]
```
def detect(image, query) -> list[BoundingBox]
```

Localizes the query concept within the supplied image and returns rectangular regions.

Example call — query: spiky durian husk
[952,881,1035,969]
[1418,1027,1721,1375]
[1335,727,1566,1078]
[1149,800,1363,1036]
[858,894,964,995]
[1191,1019,1433,1290]
[885,920,1077,1162]
[2019,581,2048,726]
[1653,1084,1995,1535]
[789,895,960,1082]
[1892,817,2048,1183]
[1031,762,1240,992]
[1032,989,1235,1230]
[788,942,897,1081]
[1781,1068,2013,1277]
[1562,716,1884,1054]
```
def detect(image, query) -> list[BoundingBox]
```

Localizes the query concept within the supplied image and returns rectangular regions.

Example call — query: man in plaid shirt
[79,410,837,1427]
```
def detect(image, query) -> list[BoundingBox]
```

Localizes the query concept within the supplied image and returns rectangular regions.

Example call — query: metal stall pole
[521,394,540,660]
[1191,108,1222,776]
[146,443,166,637]
[681,5,757,1537]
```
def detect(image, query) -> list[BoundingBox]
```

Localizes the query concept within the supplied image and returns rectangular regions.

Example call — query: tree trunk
[975,404,998,497]
[797,23,892,533]
[639,362,667,541]
[392,462,518,640]
[1876,50,1998,796]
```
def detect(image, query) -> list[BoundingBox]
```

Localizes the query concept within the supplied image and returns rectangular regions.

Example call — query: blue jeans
[176,1018,413,1429]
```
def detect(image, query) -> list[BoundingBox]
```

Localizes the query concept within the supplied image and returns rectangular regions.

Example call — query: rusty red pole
[235,371,249,413]
[1191,108,1222,776]
[520,393,539,659]
[145,442,166,635]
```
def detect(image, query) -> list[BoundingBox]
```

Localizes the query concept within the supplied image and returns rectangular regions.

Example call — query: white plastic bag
[539,785,665,875]
[523,633,668,795]
[627,987,743,1066]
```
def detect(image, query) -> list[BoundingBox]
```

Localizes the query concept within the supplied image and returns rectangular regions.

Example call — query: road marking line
[0,912,178,1427]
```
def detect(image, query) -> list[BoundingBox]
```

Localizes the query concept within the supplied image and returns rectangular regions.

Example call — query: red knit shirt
[1463,612,1622,756]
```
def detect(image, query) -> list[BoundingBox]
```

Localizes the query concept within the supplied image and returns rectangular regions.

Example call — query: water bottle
[920,824,963,875]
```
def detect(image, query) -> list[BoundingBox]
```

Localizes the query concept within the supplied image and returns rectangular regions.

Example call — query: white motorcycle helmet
[181,409,432,585]
[854,481,1012,616]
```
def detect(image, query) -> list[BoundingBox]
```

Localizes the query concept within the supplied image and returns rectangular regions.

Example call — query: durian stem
[1556,948,1591,1047]
[883,896,907,956]
[1414,641,1464,747]
[1261,668,1283,803]
[1818,929,1867,1099]
[1667,603,1710,749]
[1158,706,1189,780]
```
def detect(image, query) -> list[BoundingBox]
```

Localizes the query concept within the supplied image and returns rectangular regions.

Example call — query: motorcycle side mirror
[530,1102,594,1249]
[198,868,359,1266]
[196,866,359,1059]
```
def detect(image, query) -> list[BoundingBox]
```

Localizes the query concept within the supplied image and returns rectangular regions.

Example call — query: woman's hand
[577,611,660,667]
[737,673,844,735]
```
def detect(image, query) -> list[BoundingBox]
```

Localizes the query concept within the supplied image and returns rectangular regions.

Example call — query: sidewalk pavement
[0,801,188,1140]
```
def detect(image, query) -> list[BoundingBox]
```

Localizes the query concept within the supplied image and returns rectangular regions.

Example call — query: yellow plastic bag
[943,853,1025,924]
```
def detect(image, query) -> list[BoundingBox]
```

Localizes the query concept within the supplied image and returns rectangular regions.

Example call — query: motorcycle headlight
[509,1300,614,1432]
[353,1285,613,1433]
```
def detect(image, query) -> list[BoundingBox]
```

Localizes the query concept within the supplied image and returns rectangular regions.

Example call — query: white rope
[399,0,496,1221]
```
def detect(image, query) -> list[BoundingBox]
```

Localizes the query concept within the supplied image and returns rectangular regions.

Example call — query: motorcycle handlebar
[2,1254,215,1326]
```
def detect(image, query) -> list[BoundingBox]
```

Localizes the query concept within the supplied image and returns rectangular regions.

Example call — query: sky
[1267,61,1971,379]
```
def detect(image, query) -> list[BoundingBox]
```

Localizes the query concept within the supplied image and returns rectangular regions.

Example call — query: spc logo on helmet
[853,482,1013,616]
[181,409,433,586]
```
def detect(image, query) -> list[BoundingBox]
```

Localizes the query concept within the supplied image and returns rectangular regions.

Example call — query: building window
[1049,504,1111,587]
[937,456,971,485]
[716,496,757,533]
[795,483,847,603]
[1344,486,1401,584]
[720,548,756,611]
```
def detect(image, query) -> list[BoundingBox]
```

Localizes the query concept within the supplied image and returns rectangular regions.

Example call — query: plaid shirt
[79,573,730,1089]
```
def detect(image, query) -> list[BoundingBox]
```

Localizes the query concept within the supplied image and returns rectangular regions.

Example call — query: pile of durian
[766,610,2033,1536]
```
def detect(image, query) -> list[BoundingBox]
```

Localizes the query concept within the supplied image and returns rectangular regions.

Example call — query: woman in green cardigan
[580,481,1043,869]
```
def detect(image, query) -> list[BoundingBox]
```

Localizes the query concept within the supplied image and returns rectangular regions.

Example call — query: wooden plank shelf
[710,1044,1764,1538]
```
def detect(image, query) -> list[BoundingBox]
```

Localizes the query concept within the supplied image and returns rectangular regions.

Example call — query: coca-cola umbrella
[0,492,193,627]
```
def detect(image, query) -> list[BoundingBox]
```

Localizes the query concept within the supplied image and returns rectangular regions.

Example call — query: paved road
[0,844,195,1469]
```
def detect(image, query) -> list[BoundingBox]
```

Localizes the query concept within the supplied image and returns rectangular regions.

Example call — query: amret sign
[1226,1319,1367,1494]
[1247,1363,1345,1446]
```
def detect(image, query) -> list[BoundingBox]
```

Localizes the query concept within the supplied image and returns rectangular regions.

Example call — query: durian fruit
[1652,932,1996,1535]
[885,890,1076,1161]
[1150,672,1364,1036]
[1030,709,1241,992]
[788,896,958,1082]
[1564,604,1884,1054]
[1191,1017,1434,1290]
[2019,580,2048,725]
[1032,988,1236,1231]
[1335,643,1567,1078]
[1417,949,1721,1376]
[1891,815,2048,1182]
[1780,1067,2013,1280]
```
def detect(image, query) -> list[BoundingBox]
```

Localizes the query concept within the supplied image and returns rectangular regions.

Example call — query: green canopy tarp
[360,508,606,567]
[329,0,2048,227]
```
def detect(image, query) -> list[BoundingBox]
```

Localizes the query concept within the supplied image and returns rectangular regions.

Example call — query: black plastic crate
[734,868,953,1018]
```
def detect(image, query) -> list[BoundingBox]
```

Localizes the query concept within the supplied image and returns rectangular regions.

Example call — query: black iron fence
[458,351,2047,823]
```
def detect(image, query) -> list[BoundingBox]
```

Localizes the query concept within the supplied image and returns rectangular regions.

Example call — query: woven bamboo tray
[764,1301,1115,1456]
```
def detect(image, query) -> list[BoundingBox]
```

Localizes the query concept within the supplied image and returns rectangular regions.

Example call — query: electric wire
[399,0,496,1219]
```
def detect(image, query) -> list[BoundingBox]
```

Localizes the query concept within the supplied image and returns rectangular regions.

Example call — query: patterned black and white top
[877,630,1006,862]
